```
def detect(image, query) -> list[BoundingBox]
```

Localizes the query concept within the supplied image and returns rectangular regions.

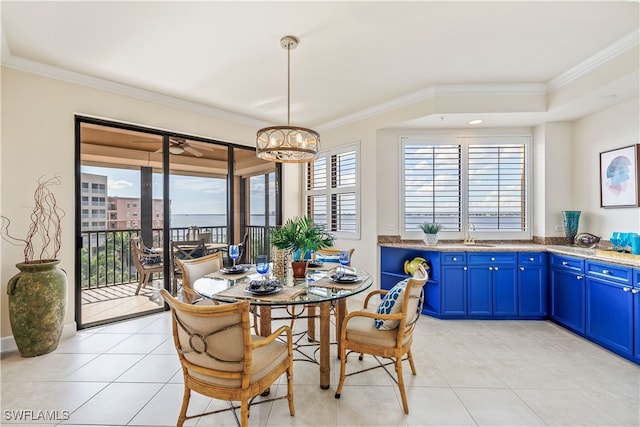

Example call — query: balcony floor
[81,280,164,325]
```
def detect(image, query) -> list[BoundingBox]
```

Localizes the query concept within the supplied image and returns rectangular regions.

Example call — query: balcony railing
[80,225,273,291]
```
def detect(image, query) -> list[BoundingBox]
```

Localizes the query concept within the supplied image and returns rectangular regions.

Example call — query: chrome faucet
[464,223,476,245]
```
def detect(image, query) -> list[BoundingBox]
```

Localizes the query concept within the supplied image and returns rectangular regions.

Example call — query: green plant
[270,216,334,260]
[418,222,442,234]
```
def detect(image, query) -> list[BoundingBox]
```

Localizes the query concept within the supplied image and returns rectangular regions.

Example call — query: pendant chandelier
[256,36,320,163]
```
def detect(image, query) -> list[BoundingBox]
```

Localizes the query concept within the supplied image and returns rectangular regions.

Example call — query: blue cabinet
[634,269,640,362]
[585,260,634,357]
[550,254,585,335]
[468,253,517,317]
[518,253,547,317]
[441,253,467,316]
[379,246,441,315]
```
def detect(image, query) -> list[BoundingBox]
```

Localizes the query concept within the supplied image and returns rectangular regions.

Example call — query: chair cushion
[188,335,289,388]
[142,246,161,264]
[374,279,408,330]
[347,308,408,347]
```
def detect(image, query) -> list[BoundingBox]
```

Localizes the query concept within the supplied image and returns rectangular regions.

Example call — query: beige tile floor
[2,308,639,427]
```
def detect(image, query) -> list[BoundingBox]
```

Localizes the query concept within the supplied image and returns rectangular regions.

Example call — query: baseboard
[0,321,77,355]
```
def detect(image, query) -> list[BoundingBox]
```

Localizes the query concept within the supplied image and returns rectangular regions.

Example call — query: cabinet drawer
[441,253,466,265]
[585,260,632,285]
[468,252,516,265]
[550,254,584,272]
[518,252,545,265]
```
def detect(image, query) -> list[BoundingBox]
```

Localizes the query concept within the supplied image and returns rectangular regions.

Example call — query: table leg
[335,299,347,357]
[307,304,316,341]
[259,305,272,337]
[319,301,331,389]
[259,305,272,396]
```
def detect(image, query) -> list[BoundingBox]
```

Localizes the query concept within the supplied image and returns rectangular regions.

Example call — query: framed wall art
[600,144,640,208]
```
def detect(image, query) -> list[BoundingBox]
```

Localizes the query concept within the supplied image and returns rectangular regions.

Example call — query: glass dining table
[193,263,373,389]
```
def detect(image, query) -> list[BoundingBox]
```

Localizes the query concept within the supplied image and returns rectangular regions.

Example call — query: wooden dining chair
[334,264,428,414]
[176,252,223,304]
[171,239,206,293]
[161,289,295,427]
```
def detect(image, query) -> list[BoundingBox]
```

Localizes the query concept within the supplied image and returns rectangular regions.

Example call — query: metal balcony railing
[80,225,273,291]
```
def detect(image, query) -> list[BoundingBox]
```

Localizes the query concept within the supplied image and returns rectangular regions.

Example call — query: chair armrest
[363,289,388,308]
[252,325,293,350]
[344,309,402,323]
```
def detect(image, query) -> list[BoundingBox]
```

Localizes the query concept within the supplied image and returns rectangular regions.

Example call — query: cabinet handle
[452,257,457,261]
[491,257,495,261]
[602,269,610,275]
[529,257,534,262]
[463,267,467,271]
[562,261,568,266]
[494,266,499,271]
[623,287,631,292]
[632,289,640,294]
[520,266,525,271]
[576,275,583,279]
[488,266,493,271]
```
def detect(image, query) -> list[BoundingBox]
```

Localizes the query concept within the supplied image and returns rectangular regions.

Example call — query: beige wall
[572,98,640,234]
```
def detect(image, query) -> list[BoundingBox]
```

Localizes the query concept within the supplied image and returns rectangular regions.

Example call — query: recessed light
[468,119,483,125]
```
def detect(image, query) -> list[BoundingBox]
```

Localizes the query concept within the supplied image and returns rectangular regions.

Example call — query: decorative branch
[0,175,65,263]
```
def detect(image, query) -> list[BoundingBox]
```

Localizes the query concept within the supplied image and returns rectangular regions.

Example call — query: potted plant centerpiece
[270,216,334,279]
[419,222,442,246]
[1,176,67,357]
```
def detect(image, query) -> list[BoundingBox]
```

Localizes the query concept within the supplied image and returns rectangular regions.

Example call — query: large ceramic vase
[561,210,581,245]
[7,260,67,357]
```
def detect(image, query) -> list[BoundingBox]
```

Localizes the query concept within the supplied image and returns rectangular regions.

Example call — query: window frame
[400,134,531,241]
[305,142,360,240]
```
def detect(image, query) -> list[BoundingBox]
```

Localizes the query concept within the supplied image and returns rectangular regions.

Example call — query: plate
[221,265,249,274]
[245,283,282,295]
[330,274,361,283]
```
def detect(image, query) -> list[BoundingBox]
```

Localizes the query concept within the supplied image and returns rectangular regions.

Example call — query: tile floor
[2,307,639,427]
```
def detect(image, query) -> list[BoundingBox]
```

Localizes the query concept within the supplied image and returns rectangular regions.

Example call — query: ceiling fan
[154,137,213,157]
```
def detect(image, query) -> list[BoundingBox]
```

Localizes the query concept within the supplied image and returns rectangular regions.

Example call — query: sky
[82,165,227,214]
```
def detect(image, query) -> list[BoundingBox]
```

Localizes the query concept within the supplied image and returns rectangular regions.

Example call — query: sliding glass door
[76,117,280,329]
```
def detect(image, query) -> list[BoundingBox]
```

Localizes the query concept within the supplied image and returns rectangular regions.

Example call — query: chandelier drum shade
[256,35,320,163]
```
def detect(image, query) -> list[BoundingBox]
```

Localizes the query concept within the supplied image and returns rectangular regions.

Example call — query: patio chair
[176,252,223,304]
[130,236,163,295]
[334,264,428,414]
[160,289,295,427]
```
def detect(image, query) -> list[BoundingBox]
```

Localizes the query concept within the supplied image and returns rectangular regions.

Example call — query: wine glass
[339,250,351,276]
[229,245,240,268]
[255,255,269,282]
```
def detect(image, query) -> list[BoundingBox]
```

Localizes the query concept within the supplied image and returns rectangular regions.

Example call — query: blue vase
[561,210,581,245]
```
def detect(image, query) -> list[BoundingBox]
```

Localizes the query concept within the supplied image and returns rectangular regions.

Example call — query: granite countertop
[379,242,640,268]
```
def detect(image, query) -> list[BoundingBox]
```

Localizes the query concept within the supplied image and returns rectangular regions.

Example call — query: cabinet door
[518,264,547,317]
[493,265,518,316]
[442,264,467,316]
[468,265,492,316]
[586,277,633,356]
[550,268,585,334]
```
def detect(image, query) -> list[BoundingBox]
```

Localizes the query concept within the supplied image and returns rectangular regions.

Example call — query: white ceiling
[2,1,639,131]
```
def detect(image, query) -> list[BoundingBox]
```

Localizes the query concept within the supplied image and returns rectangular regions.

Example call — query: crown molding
[317,83,547,131]
[548,29,639,91]
[1,52,270,129]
